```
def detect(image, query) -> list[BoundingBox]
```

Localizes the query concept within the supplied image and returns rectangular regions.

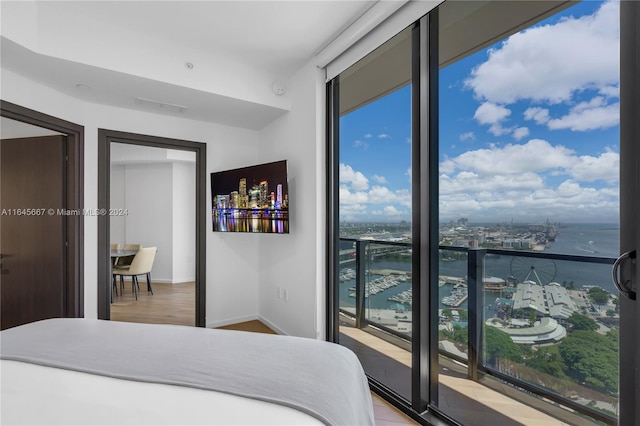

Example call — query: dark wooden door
[1,135,66,330]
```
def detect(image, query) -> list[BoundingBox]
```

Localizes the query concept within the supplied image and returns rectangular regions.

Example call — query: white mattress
[1,360,323,425]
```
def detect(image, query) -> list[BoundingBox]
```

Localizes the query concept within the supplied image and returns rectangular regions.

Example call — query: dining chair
[112,247,157,300]
[114,243,142,268]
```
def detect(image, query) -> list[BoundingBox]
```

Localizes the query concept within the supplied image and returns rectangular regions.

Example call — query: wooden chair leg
[146,273,153,295]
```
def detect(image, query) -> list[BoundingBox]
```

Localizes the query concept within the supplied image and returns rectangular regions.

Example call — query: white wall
[173,162,196,283]
[257,61,326,338]
[110,160,196,284]
[1,68,262,325]
[110,164,126,244]
[124,163,174,282]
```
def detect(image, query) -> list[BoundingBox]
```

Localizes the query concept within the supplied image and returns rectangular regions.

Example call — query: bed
[0,318,375,425]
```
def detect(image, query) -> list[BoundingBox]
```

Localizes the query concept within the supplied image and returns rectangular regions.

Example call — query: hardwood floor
[110,281,195,326]
[111,285,416,425]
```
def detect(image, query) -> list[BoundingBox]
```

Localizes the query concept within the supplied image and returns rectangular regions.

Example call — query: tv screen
[211,160,289,234]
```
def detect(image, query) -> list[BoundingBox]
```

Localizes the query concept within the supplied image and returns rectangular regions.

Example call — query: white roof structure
[488,317,567,345]
[545,282,577,319]
[512,282,577,320]
[512,282,547,315]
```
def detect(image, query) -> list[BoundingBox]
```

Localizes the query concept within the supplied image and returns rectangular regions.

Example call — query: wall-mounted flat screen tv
[211,160,289,234]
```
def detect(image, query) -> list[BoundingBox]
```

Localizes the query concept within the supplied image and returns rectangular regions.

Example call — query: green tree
[612,296,620,313]
[525,348,567,378]
[559,330,618,395]
[484,325,521,366]
[588,287,610,306]
[452,324,468,345]
[567,312,599,331]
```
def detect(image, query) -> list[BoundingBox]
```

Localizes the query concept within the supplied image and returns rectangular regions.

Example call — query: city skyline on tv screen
[211,160,289,234]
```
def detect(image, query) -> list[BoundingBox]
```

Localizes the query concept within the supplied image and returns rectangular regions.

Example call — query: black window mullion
[326,77,341,343]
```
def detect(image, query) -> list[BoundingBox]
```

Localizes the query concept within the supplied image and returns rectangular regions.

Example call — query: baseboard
[258,315,287,335]
[207,314,259,329]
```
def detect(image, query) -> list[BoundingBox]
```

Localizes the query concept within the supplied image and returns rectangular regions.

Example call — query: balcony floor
[340,326,577,426]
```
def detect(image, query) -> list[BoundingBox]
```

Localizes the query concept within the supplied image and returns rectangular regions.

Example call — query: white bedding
[1,359,323,425]
[0,319,375,426]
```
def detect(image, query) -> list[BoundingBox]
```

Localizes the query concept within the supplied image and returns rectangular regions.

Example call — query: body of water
[339,223,620,312]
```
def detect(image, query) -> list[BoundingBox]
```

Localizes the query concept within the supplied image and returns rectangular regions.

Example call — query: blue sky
[339,0,620,224]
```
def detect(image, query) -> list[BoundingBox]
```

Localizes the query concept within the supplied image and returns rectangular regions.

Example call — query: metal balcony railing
[339,238,618,425]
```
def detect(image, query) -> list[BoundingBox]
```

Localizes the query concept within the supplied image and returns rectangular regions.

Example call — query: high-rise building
[259,180,269,208]
[249,185,260,208]
[230,191,239,209]
[239,178,247,196]
[276,184,283,208]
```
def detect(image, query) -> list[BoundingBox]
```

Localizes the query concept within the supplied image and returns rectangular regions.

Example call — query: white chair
[115,243,141,267]
[112,247,157,300]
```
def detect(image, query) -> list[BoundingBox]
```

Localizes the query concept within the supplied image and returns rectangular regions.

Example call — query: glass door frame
[328,1,639,424]
[325,15,447,425]
[618,1,640,425]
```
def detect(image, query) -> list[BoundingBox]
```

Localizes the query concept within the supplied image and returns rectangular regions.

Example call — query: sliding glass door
[331,26,415,402]
[328,1,633,424]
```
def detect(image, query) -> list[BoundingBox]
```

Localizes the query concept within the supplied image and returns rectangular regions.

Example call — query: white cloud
[460,132,475,141]
[439,139,619,223]
[464,1,619,105]
[368,186,395,203]
[378,133,390,139]
[524,107,550,125]
[339,163,369,191]
[439,178,618,224]
[440,171,544,195]
[364,133,373,139]
[570,150,619,183]
[547,99,619,131]
[512,127,529,141]
[372,174,387,184]
[599,85,620,97]
[474,102,511,125]
[372,205,407,217]
[488,123,510,136]
[339,185,368,205]
[353,140,368,149]
[440,139,575,176]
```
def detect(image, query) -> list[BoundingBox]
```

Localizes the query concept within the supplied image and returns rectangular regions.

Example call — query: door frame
[619,1,640,424]
[0,100,85,319]
[97,129,206,327]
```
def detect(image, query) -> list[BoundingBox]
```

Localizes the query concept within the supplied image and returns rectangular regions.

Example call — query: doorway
[0,101,84,329]
[109,143,196,326]
[97,129,206,327]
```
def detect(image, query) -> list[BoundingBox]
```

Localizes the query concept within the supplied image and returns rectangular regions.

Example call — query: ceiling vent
[135,97,187,113]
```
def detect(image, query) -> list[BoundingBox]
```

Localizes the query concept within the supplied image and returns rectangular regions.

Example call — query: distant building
[484,276,506,290]
[488,317,567,345]
[544,282,577,320]
[512,281,577,320]
[512,281,547,317]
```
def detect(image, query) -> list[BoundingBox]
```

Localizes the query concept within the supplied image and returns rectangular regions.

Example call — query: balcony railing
[339,238,618,425]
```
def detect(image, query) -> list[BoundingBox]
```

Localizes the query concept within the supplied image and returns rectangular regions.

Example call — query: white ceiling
[1,1,376,130]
